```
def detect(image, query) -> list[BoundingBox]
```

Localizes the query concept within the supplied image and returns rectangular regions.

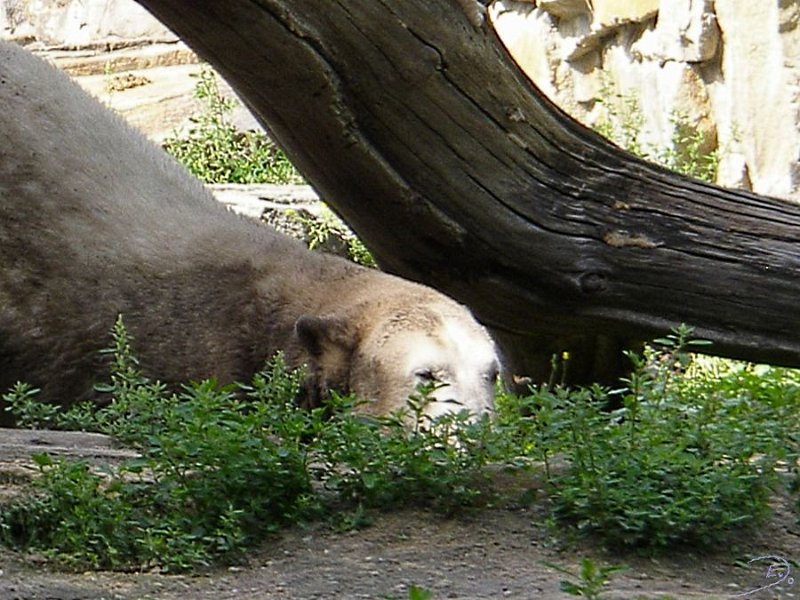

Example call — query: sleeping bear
[0,41,500,426]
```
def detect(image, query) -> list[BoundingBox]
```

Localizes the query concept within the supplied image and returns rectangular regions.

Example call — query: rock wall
[2,0,799,198]
[1,0,174,46]
[0,1,262,142]
[491,0,800,198]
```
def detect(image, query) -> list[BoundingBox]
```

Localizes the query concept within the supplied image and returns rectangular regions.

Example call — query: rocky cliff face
[491,0,800,198]
[1,0,174,46]
[2,0,799,198]
[0,0,261,141]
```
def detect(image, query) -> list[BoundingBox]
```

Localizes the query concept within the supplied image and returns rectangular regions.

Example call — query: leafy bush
[3,382,59,429]
[314,389,500,514]
[1,320,318,571]
[3,319,800,568]
[509,325,793,550]
[0,317,503,571]
[162,66,304,185]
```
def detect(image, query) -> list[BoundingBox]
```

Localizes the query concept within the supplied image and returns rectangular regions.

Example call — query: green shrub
[163,66,304,185]
[0,318,504,571]
[656,114,721,183]
[3,382,58,429]
[1,321,318,571]
[313,389,500,514]
[523,325,790,550]
[3,319,799,569]
[543,557,627,600]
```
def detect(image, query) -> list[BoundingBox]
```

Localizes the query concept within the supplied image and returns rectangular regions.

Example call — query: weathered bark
[134,0,800,380]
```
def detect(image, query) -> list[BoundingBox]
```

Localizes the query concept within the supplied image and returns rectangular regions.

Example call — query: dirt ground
[2,429,800,600]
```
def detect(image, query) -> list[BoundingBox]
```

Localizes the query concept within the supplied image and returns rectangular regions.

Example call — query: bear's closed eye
[415,369,440,383]
[441,398,465,405]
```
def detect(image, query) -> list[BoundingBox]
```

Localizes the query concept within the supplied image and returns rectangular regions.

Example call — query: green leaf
[408,585,434,600]
[31,453,53,467]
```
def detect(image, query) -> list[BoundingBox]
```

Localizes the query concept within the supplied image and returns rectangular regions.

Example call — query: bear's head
[294,298,499,421]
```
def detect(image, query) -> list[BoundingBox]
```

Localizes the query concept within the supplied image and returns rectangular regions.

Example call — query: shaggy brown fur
[0,42,499,426]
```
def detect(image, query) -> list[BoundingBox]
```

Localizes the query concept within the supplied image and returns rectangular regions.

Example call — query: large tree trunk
[134,0,800,382]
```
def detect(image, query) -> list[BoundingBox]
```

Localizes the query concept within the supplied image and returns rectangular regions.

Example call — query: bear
[0,41,500,427]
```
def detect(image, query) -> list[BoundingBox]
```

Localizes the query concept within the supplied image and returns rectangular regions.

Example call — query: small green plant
[295,206,377,267]
[594,78,646,159]
[1,319,319,571]
[384,586,434,600]
[4,317,800,570]
[312,387,500,515]
[163,66,303,185]
[3,382,57,429]
[657,113,721,183]
[540,325,787,550]
[1,318,506,571]
[594,80,720,183]
[102,60,115,104]
[408,586,434,600]
[543,558,627,599]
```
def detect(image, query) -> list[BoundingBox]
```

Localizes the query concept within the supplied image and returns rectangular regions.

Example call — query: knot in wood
[578,271,608,295]
[402,45,443,87]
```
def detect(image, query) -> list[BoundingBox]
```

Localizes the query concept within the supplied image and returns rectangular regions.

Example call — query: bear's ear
[294,315,356,357]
